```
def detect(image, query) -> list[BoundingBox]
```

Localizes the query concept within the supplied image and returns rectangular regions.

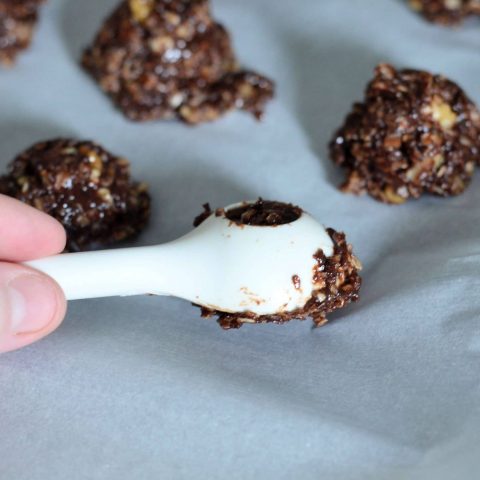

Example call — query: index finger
[0,194,66,262]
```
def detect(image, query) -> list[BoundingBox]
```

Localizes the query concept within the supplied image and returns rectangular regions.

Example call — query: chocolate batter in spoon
[27,200,362,329]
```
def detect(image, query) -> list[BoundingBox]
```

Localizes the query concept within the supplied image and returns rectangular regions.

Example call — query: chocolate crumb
[292,275,301,290]
[330,64,480,204]
[0,139,151,251]
[193,203,212,227]
[81,0,275,124]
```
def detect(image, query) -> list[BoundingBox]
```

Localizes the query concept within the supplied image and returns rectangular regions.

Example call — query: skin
[0,194,67,353]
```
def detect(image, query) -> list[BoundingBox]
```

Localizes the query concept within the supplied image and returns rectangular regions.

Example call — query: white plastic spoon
[26,202,334,316]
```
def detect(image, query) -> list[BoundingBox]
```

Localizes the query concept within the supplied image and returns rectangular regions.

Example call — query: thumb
[0,262,67,353]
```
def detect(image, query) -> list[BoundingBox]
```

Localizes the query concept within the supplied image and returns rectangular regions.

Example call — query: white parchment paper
[1,1,480,478]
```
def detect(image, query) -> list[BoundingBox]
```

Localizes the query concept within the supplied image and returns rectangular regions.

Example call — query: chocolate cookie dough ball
[408,0,480,25]
[0,139,150,251]
[0,0,45,65]
[330,64,480,204]
[194,200,362,330]
[82,0,274,124]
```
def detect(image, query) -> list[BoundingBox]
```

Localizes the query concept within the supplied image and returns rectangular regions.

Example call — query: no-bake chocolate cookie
[0,0,45,65]
[194,200,362,329]
[330,64,480,204]
[0,139,150,251]
[82,0,274,124]
[409,0,480,25]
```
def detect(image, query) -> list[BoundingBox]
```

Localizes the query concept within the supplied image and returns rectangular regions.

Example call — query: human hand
[0,194,67,353]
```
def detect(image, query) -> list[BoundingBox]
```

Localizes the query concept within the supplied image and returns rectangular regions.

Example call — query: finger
[0,262,67,354]
[0,194,66,262]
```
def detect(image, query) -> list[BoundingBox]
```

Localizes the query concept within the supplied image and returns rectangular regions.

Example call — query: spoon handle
[26,246,158,300]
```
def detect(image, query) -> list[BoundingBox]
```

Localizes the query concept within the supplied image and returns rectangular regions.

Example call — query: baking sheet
[1,0,480,478]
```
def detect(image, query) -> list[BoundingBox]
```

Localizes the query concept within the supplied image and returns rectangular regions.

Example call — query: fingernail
[7,274,59,335]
